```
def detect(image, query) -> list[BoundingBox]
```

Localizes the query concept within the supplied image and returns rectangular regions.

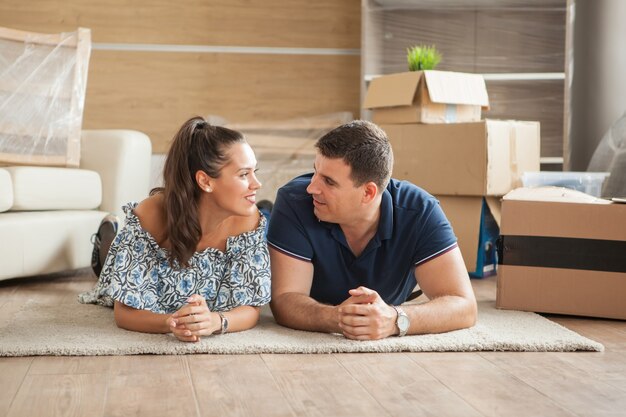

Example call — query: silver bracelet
[216,311,228,335]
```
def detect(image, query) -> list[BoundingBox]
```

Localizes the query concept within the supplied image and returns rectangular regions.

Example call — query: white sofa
[0,130,152,281]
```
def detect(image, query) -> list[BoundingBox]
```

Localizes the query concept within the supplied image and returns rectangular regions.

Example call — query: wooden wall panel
[377,8,566,74]
[83,51,361,153]
[476,10,566,73]
[380,10,477,74]
[0,0,360,48]
[0,1,362,154]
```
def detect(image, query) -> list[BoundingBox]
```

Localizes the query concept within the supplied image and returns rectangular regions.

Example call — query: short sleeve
[103,220,161,309]
[412,198,458,266]
[78,203,164,311]
[266,187,314,262]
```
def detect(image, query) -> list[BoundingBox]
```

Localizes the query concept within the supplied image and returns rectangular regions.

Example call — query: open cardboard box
[496,187,626,320]
[383,120,540,196]
[363,70,489,124]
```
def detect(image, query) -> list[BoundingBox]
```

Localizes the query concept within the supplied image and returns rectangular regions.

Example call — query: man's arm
[405,246,477,334]
[338,247,476,339]
[269,247,342,333]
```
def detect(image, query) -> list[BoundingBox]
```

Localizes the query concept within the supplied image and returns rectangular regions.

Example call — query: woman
[79,116,270,342]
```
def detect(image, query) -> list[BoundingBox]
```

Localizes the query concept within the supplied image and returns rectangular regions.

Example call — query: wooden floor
[1,271,625,417]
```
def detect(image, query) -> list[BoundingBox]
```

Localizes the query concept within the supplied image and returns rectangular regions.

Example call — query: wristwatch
[216,312,229,335]
[392,306,410,337]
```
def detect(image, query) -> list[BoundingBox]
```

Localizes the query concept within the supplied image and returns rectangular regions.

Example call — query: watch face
[398,315,410,331]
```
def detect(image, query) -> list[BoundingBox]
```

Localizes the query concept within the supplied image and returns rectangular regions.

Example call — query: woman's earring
[205,187,212,193]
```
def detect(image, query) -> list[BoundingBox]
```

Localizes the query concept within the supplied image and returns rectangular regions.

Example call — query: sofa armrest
[80,130,152,219]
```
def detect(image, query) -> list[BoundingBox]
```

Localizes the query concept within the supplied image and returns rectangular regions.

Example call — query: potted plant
[406,45,442,71]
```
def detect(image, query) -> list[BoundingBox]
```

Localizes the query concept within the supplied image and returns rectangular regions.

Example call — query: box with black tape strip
[496,187,626,320]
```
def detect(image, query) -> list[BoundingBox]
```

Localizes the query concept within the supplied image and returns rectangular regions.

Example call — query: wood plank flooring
[1,270,625,417]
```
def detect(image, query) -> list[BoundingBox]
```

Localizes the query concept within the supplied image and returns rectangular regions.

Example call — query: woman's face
[209,142,261,216]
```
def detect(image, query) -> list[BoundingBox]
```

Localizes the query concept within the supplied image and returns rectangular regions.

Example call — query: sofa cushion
[4,166,102,211]
[0,210,107,280]
[0,169,13,212]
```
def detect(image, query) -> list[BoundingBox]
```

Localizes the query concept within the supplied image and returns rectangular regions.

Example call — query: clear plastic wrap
[362,0,569,159]
[587,112,626,199]
[0,27,91,167]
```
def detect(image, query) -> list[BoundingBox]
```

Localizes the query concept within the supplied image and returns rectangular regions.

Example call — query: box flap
[503,187,611,204]
[485,197,501,227]
[483,120,541,196]
[423,70,489,107]
[510,121,541,188]
[485,120,513,195]
[363,72,423,109]
[436,196,483,272]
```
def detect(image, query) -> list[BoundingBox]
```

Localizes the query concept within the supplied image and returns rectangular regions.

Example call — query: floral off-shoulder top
[79,202,271,314]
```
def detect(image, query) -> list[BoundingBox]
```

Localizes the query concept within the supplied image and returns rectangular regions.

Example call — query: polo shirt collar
[378,188,394,241]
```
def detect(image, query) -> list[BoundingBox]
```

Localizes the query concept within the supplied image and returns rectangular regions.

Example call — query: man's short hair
[315,120,393,190]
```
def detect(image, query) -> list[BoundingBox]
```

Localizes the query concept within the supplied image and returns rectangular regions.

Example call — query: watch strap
[392,305,409,337]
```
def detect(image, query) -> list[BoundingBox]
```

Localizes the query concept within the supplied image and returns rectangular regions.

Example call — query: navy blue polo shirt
[267,173,458,306]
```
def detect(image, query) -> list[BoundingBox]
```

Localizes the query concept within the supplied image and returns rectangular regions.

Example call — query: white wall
[569,0,626,170]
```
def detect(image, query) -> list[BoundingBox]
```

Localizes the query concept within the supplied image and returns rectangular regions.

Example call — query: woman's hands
[166,295,221,342]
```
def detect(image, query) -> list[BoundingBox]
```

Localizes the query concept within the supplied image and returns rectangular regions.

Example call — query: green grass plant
[407,45,442,71]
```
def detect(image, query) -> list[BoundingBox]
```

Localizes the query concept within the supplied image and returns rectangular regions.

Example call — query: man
[267,120,476,340]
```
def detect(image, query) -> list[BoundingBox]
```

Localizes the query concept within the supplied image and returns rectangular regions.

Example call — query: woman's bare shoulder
[133,194,167,243]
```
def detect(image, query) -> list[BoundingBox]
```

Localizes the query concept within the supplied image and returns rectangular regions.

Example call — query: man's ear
[362,181,379,203]
[195,170,214,192]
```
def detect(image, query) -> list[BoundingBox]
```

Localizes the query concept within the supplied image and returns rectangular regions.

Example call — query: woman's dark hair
[315,120,393,190]
[151,116,245,267]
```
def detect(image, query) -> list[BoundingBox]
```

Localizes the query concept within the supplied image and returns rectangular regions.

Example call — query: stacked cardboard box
[364,70,540,277]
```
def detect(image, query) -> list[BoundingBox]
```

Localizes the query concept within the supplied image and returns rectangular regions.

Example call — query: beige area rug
[0,298,603,356]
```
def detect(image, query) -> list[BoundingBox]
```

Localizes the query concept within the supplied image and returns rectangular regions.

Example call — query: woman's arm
[113,301,171,333]
[113,300,208,342]
[114,295,262,342]
[218,305,261,333]
[171,295,261,340]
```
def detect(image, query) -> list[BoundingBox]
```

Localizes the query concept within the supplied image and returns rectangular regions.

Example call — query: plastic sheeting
[0,27,91,167]
[587,113,626,199]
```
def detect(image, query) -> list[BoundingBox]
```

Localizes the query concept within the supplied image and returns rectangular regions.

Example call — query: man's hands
[337,286,399,340]
[166,295,221,342]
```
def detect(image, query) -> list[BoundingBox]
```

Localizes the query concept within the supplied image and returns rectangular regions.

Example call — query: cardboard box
[437,196,501,278]
[383,120,540,196]
[496,188,626,320]
[363,71,489,124]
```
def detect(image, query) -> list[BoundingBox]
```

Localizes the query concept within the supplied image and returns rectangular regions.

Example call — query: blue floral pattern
[79,202,271,314]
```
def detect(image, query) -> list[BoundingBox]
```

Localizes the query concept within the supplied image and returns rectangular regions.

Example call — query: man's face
[306,154,364,224]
